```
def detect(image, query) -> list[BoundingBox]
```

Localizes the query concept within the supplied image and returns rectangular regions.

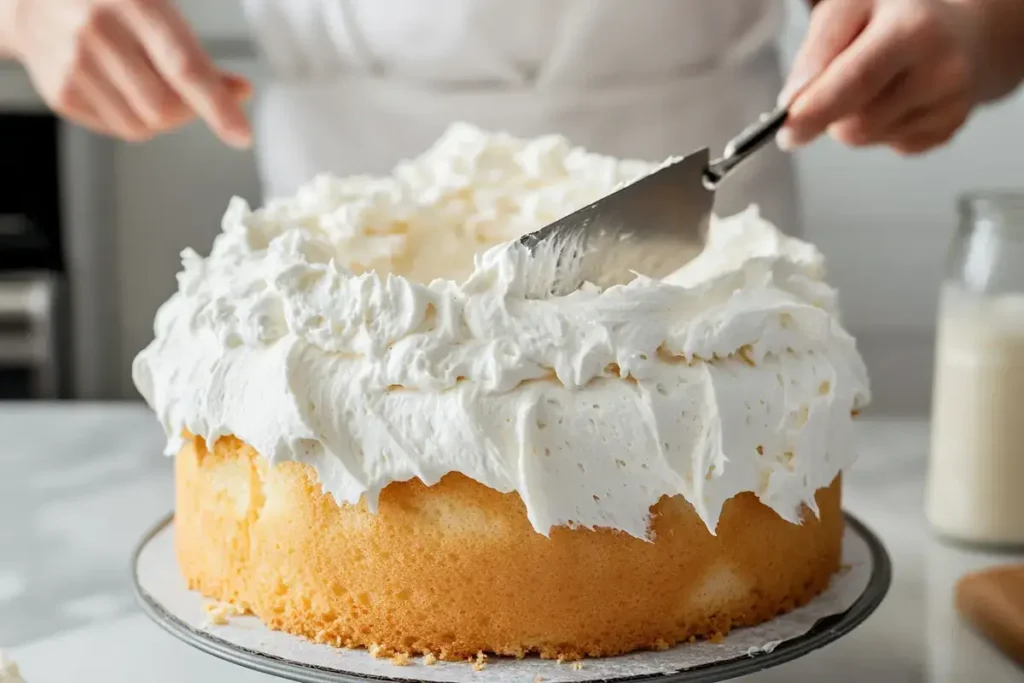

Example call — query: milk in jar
[927,193,1024,546]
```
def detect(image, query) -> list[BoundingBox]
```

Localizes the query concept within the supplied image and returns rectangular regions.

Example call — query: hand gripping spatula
[520,108,789,297]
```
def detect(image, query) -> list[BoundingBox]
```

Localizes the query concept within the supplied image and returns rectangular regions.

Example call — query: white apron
[242,0,800,234]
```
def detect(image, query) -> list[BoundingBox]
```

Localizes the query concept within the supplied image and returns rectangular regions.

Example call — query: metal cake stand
[132,513,890,683]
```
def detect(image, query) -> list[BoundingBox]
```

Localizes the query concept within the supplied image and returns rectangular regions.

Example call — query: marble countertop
[1,404,1022,682]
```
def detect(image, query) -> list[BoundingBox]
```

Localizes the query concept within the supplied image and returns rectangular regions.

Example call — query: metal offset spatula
[520,107,789,297]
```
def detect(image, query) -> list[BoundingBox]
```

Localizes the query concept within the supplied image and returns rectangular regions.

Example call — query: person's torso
[242,0,783,86]
[240,0,799,233]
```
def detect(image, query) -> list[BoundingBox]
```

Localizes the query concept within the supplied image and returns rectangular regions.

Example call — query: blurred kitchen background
[0,0,1021,414]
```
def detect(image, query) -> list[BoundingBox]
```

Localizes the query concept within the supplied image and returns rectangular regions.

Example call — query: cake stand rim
[130,511,892,683]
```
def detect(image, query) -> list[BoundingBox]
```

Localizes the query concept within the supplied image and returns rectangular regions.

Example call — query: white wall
[108,1,1024,413]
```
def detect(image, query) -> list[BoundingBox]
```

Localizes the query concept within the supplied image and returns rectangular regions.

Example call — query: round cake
[134,124,870,661]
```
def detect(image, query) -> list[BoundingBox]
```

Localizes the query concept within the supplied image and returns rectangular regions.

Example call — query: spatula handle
[704,107,789,189]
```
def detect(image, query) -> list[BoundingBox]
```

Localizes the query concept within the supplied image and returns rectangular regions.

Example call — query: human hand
[7,0,253,147]
[778,0,981,155]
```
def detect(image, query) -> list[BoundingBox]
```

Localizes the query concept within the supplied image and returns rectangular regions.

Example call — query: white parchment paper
[137,522,873,683]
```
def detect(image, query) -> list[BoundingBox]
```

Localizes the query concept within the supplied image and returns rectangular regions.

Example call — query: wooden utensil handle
[955,564,1024,666]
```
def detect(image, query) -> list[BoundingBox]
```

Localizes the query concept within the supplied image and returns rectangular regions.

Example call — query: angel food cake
[133,123,870,661]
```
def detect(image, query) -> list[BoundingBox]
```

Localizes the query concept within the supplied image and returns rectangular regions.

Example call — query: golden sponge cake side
[175,434,843,661]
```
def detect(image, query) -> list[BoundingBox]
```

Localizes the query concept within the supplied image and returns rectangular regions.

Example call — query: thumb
[779,0,873,107]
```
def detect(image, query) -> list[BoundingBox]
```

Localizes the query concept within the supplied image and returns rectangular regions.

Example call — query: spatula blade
[520,147,714,297]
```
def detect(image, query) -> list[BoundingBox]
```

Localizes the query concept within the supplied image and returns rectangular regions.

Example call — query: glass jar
[927,192,1024,546]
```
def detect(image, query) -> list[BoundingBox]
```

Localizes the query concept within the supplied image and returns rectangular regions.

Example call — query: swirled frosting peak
[134,123,870,539]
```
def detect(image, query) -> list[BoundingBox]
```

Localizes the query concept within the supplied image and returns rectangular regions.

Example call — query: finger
[76,56,151,141]
[889,135,948,156]
[829,54,973,147]
[161,102,198,128]
[222,73,254,101]
[779,0,872,107]
[91,14,186,131]
[892,93,971,138]
[59,86,117,137]
[784,19,918,148]
[885,95,971,154]
[122,2,252,147]
[827,70,912,146]
[153,75,247,131]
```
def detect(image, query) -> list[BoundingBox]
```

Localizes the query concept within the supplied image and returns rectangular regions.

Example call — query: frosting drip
[133,123,870,539]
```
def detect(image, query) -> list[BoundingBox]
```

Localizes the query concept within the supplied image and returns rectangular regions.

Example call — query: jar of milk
[927,192,1024,546]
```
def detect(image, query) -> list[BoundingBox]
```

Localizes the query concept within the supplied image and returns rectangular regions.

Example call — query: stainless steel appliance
[0,112,64,398]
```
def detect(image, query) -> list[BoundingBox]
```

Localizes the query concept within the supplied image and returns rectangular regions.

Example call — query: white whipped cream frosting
[134,123,870,540]
[0,651,25,683]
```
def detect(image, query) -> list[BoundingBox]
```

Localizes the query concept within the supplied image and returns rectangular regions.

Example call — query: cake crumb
[688,635,697,644]
[472,651,488,671]
[653,638,670,651]
[424,653,438,666]
[202,601,243,626]
[571,661,584,671]
[369,644,386,659]
[390,653,410,667]
[710,632,726,644]
[837,563,853,576]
